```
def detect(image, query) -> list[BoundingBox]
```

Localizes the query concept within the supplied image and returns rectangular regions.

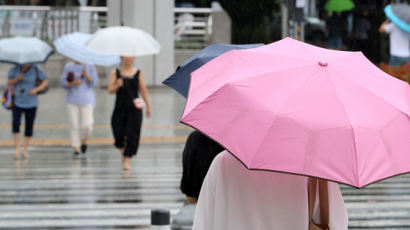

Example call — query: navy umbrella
[163,43,263,97]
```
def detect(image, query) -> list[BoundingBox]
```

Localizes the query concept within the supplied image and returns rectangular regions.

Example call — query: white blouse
[193,151,348,230]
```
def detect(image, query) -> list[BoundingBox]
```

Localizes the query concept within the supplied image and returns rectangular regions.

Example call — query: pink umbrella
[181,37,410,188]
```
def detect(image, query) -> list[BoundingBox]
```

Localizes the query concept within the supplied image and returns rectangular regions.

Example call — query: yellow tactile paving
[0,136,188,146]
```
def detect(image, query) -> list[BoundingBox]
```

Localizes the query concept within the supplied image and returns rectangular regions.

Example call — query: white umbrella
[54,32,121,67]
[0,36,54,65]
[85,26,161,57]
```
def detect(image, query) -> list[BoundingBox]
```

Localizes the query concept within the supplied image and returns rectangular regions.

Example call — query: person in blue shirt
[61,61,99,158]
[7,64,48,159]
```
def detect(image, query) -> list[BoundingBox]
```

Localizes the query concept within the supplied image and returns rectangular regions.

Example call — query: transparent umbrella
[54,32,121,66]
[0,36,53,65]
[85,26,160,57]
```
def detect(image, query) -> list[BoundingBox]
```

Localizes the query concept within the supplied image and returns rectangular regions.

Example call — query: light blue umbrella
[54,32,121,66]
[0,36,54,65]
[384,4,410,33]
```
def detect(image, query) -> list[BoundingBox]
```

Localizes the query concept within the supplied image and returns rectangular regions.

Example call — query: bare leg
[80,105,93,154]
[22,137,31,158]
[119,148,132,170]
[123,157,131,170]
[119,148,125,162]
[74,146,81,153]
[13,133,20,159]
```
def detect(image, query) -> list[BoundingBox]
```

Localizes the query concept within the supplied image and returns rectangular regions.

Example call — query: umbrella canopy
[54,32,121,67]
[181,37,410,188]
[384,4,410,33]
[325,0,355,12]
[0,36,53,65]
[85,26,160,57]
[163,43,263,97]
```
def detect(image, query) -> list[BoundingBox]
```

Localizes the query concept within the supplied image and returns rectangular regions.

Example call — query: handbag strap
[308,178,330,230]
[34,65,40,81]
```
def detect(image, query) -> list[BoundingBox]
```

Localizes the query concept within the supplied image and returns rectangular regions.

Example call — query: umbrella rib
[331,64,410,116]
[229,62,316,85]
[327,68,360,187]
[327,51,360,63]
[249,66,321,167]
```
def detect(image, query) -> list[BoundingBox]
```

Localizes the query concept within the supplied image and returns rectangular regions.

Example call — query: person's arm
[67,79,82,88]
[186,196,198,203]
[8,73,23,86]
[60,65,72,89]
[29,79,48,95]
[138,72,151,118]
[379,20,391,33]
[29,67,48,95]
[180,132,201,203]
[82,65,99,87]
[312,182,348,230]
[107,69,123,94]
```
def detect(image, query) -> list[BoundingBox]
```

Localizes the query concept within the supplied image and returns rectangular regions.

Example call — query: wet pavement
[0,144,185,229]
[0,87,409,229]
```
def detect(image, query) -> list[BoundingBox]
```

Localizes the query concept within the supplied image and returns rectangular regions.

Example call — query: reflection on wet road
[0,144,186,229]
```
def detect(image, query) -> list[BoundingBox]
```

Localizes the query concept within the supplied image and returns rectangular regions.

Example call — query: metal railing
[174,7,212,49]
[0,5,107,41]
[0,5,212,48]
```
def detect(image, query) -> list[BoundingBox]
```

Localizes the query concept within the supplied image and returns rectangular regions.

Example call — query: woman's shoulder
[211,150,229,166]
[9,65,19,73]
[134,68,141,76]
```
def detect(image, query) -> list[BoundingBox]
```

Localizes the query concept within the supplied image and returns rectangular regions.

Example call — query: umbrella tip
[318,61,328,67]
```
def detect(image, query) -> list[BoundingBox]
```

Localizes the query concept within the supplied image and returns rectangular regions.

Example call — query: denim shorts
[389,55,410,67]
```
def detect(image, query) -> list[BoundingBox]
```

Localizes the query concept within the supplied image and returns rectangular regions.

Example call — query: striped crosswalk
[0,144,409,229]
[0,144,186,229]
[341,175,410,229]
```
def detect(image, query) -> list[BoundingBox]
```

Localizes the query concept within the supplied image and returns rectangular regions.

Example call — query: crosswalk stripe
[0,145,409,229]
[0,145,186,229]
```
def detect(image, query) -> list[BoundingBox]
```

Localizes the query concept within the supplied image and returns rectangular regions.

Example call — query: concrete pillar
[107,0,174,86]
[210,2,231,44]
[281,3,289,38]
[78,0,91,33]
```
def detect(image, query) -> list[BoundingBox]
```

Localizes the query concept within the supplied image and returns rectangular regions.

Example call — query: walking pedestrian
[193,151,348,230]
[107,56,151,170]
[61,61,99,158]
[379,20,410,67]
[354,10,371,58]
[7,64,48,159]
[326,12,345,50]
[180,131,224,203]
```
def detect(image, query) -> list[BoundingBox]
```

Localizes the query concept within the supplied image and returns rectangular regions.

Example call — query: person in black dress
[180,131,224,203]
[107,56,151,170]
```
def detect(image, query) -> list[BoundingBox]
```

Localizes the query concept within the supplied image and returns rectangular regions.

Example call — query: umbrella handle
[308,178,330,230]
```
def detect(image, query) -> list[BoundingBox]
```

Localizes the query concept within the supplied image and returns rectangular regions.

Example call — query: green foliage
[218,0,279,44]
[175,0,279,44]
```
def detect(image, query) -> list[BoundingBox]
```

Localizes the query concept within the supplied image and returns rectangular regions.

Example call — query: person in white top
[379,20,410,66]
[193,151,348,230]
